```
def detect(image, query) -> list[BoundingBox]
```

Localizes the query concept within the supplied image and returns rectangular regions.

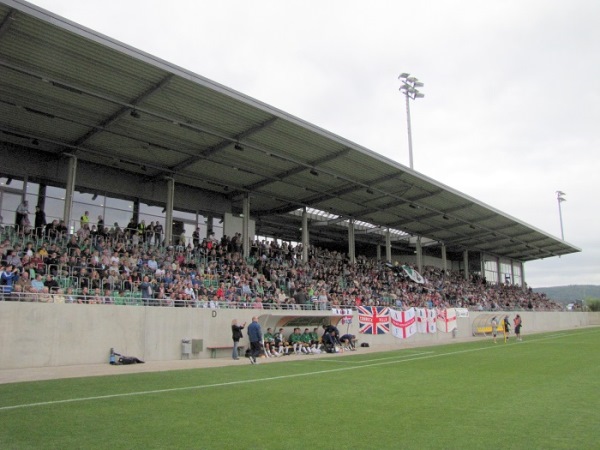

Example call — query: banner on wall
[455,308,469,318]
[357,306,390,334]
[416,308,437,334]
[331,308,353,316]
[390,307,417,339]
[437,308,457,333]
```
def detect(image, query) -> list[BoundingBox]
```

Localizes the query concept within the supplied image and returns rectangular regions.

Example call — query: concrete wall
[0,302,597,370]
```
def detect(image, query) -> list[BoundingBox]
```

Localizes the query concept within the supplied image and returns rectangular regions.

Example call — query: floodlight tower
[556,190,566,240]
[398,73,424,170]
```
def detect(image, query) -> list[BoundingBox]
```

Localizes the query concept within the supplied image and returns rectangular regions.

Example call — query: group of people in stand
[231,317,357,364]
[491,314,523,343]
[14,200,53,238]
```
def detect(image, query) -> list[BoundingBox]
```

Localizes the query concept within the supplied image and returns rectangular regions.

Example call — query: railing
[0,292,353,310]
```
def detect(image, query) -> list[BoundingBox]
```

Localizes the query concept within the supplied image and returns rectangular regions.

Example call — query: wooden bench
[207,345,245,359]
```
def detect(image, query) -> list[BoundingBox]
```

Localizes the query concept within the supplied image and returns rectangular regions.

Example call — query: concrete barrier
[0,302,597,370]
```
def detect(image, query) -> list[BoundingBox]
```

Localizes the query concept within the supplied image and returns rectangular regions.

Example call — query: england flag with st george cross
[416,308,438,334]
[331,308,353,324]
[357,306,390,334]
[390,307,417,339]
[437,308,457,333]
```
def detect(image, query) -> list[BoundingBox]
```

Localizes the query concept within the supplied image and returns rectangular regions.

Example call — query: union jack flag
[357,306,389,334]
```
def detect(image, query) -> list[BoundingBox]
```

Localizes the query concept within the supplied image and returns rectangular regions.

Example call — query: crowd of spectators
[0,215,564,311]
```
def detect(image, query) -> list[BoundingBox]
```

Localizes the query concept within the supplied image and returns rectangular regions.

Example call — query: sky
[26,0,600,288]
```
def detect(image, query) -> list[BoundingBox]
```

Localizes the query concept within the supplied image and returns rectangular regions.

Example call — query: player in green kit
[263,327,279,357]
[289,328,304,354]
[301,328,314,354]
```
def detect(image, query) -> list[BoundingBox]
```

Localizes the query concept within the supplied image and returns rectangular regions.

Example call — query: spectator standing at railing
[153,222,163,247]
[145,221,154,244]
[317,288,329,311]
[139,275,153,306]
[57,220,68,241]
[34,205,46,238]
[80,211,90,229]
[137,220,147,243]
[293,286,308,308]
[192,227,201,249]
[97,215,105,238]
[15,200,29,232]
[125,217,137,240]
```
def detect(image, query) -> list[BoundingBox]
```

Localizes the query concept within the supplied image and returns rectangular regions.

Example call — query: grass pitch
[1,328,599,449]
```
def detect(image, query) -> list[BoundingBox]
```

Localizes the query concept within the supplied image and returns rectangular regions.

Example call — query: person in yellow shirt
[80,211,90,229]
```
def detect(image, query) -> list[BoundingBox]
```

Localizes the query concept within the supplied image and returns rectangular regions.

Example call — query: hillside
[533,285,600,303]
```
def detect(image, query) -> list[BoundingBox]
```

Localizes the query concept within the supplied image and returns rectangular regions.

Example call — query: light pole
[398,73,424,169]
[556,191,566,240]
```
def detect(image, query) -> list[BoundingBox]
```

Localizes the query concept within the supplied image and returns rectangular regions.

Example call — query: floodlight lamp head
[398,72,410,80]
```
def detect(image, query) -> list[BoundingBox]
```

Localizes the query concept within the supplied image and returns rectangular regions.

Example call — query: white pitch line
[317,351,435,364]
[0,329,594,412]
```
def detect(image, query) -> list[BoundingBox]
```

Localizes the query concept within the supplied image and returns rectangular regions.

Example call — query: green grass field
[1,328,599,449]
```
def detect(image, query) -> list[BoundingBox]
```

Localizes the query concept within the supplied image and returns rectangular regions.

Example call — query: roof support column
[463,249,469,281]
[441,243,447,274]
[496,257,501,285]
[63,153,77,231]
[416,236,423,273]
[510,260,515,286]
[164,177,175,246]
[521,262,527,292]
[301,208,309,262]
[376,244,381,261]
[206,215,214,238]
[348,218,355,264]
[242,194,250,258]
[385,228,392,262]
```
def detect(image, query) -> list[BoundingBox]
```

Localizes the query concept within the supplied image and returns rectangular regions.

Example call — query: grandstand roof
[0,0,581,262]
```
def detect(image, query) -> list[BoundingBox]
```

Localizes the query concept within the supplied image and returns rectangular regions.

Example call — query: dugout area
[471,314,508,336]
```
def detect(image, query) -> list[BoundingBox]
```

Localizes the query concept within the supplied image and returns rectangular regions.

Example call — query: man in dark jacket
[247,316,262,365]
[231,319,246,360]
